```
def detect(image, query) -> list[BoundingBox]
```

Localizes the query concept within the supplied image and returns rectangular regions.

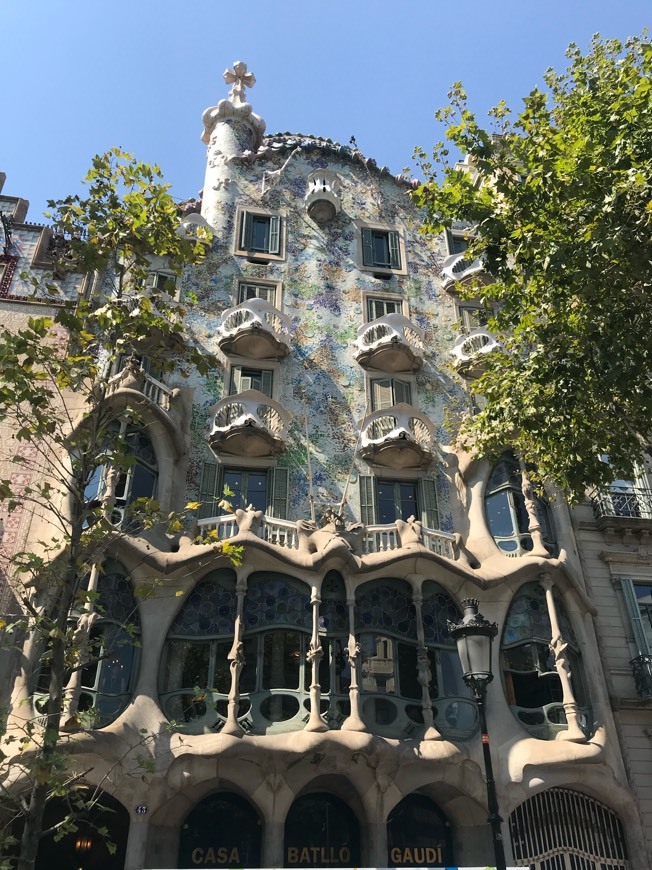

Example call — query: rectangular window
[148,272,176,292]
[361,228,402,270]
[238,210,282,258]
[198,461,288,520]
[229,366,273,398]
[622,580,652,654]
[367,296,402,321]
[458,304,489,331]
[446,231,469,255]
[237,281,277,305]
[359,476,439,529]
[370,377,412,411]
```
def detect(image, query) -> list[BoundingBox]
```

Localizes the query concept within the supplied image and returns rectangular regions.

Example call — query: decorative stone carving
[395,516,422,547]
[201,61,266,148]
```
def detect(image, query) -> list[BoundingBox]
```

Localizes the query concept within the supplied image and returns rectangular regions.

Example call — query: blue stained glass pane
[169,570,237,637]
[421,585,460,647]
[355,581,417,640]
[244,573,312,631]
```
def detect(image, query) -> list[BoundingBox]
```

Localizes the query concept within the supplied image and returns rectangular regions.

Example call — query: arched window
[159,568,237,733]
[387,794,454,867]
[179,792,262,869]
[35,560,139,728]
[502,581,591,739]
[356,579,418,734]
[509,788,628,870]
[241,572,312,732]
[84,424,158,528]
[285,793,360,867]
[484,453,555,556]
[420,581,477,740]
[318,570,351,727]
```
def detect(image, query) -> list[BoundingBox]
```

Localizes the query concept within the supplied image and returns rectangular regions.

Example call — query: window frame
[368,375,414,411]
[621,577,652,656]
[359,475,440,530]
[364,293,407,323]
[446,229,470,256]
[235,278,281,308]
[355,221,407,276]
[198,460,289,520]
[234,206,286,262]
[228,364,275,399]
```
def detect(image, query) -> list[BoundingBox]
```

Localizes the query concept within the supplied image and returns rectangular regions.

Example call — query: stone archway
[284,792,360,868]
[178,791,262,868]
[387,793,454,867]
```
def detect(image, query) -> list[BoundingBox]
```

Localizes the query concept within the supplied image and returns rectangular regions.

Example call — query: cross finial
[223,61,256,105]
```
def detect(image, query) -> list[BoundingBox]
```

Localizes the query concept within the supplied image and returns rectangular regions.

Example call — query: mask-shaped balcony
[359,404,436,469]
[305,170,341,222]
[353,314,424,373]
[451,327,501,378]
[441,252,491,290]
[208,390,291,458]
[217,298,292,360]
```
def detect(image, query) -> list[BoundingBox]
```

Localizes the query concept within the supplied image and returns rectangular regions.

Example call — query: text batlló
[390,845,444,864]
[286,846,352,864]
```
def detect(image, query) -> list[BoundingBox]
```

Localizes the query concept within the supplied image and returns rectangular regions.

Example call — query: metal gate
[509,787,629,869]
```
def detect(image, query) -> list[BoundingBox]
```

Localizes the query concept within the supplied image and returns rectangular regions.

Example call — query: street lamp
[448,598,507,870]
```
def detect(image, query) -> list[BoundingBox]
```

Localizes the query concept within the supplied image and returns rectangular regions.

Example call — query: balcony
[107,361,174,413]
[353,314,424,373]
[197,513,458,561]
[441,253,491,290]
[208,390,291,458]
[451,327,501,378]
[631,654,652,699]
[591,486,652,533]
[217,298,291,360]
[359,405,436,469]
[305,170,341,222]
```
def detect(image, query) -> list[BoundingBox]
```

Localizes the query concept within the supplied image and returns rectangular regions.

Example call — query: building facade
[2,63,652,870]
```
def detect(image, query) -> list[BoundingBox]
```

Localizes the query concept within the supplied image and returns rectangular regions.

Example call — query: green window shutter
[241,212,253,250]
[367,298,381,321]
[393,378,412,405]
[229,366,242,395]
[359,475,377,526]
[268,215,281,254]
[361,228,374,267]
[419,478,439,530]
[260,369,273,398]
[198,461,223,519]
[268,466,288,519]
[388,231,401,269]
[372,378,393,411]
[622,579,651,654]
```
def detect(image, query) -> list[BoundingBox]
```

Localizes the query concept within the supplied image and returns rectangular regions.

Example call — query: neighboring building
[2,64,651,870]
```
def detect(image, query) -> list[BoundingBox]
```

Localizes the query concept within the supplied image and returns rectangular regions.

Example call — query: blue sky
[2,0,650,219]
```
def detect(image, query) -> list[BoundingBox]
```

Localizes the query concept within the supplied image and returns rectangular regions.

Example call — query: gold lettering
[340,847,350,863]
[205,846,216,864]
[287,847,298,864]
[192,849,204,866]
[413,847,424,864]
[390,848,401,864]
[300,847,310,863]
[229,848,239,863]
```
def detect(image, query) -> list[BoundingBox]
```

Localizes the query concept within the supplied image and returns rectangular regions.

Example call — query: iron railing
[631,653,652,698]
[591,487,652,521]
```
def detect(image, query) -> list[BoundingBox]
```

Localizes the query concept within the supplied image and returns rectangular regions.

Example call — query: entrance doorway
[387,793,453,867]
[178,792,262,868]
[285,793,360,867]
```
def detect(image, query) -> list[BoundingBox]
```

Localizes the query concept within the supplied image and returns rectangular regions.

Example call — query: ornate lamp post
[448,598,507,870]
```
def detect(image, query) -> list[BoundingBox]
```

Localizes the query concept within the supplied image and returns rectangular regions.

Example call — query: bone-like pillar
[305,585,327,731]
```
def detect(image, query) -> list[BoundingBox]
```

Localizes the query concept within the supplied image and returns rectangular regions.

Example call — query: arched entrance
[387,793,454,867]
[285,793,360,867]
[178,792,262,868]
[28,791,129,869]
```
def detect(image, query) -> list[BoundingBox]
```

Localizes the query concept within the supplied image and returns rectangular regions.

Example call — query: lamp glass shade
[456,631,493,681]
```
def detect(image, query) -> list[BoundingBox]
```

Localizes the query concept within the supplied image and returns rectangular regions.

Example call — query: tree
[412,34,652,501]
[0,149,239,869]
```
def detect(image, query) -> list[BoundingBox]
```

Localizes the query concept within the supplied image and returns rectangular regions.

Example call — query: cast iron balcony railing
[441,252,490,290]
[591,486,652,530]
[358,404,436,470]
[208,389,291,457]
[353,313,424,373]
[451,326,501,379]
[217,298,291,360]
[631,654,652,699]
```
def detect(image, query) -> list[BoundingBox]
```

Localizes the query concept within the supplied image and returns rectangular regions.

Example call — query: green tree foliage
[0,150,238,869]
[412,34,652,501]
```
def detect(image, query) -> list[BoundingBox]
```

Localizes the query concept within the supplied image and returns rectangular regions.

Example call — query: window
[197,461,288,519]
[237,280,277,305]
[237,209,283,259]
[360,227,403,272]
[458,304,489,331]
[359,476,439,529]
[484,453,555,556]
[502,581,591,740]
[84,425,158,528]
[621,580,652,696]
[148,271,176,293]
[446,230,469,255]
[367,296,403,321]
[370,377,412,411]
[229,366,273,398]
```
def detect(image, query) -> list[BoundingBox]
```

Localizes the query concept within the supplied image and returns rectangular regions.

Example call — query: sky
[2,0,650,220]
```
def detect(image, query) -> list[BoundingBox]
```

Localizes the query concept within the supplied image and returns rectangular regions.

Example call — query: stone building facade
[2,64,651,870]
